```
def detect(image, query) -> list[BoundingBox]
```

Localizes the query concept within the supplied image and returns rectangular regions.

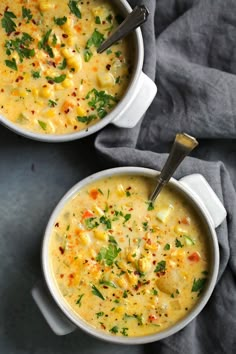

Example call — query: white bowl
[0,0,157,142]
[32,167,226,344]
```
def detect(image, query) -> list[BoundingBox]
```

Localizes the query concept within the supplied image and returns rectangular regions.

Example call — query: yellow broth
[49,175,210,337]
[0,0,133,134]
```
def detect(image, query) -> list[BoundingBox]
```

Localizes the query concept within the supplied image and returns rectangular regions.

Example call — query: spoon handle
[97,5,149,54]
[149,133,199,202]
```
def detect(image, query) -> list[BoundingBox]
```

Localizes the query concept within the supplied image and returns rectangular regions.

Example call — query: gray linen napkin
[95,0,236,352]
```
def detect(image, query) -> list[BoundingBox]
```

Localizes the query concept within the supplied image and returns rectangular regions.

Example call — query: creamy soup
[49,175,210,337]
[0,0,133,134]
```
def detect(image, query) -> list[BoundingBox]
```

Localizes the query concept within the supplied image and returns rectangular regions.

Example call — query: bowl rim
[0,0,144,142]
[41,166,220,344]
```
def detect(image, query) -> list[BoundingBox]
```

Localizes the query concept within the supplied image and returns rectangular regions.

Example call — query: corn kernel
[44,109,55,118]
[79,232,91,246]
[138,258,151,273]
[117,184,125,196]
[39,1,55,11]
[76,106,86,116]
[67,54,82,72]
[61,48,74,59]
[62,78,73,88]
[39,86,52,98]
[94,230,107,241]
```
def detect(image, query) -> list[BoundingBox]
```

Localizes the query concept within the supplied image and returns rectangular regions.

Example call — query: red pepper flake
[55,222,59,227]
[106,64,111,70]
[15,76,24,82]
[48,80,54,85]
[103,286,108,289]
[129,208,133,211]
[64,109,70,114]
[1,89,4,92]
[32,19,37,25]
[31,110,35,115]
[74,125,78,130]
[153,260,156,265]
[156,271,166,277]
[100,323,106,330]
[62,34,68,38]
[14,31,20,36]
[59,246,64,255]
[69,273,74,279]
[147,239,152,245]
[128,227,133,232]
[60,274,64,278]
[71,92,76,97]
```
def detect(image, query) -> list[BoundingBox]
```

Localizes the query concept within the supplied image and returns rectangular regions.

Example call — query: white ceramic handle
[179,174,227,228]
[31,280,76,336]
[112,71,157,128]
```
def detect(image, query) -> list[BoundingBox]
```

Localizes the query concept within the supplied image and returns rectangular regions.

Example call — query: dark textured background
[1,0,236,353]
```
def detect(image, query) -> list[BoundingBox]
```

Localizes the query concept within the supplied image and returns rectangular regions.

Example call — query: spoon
[97,5,149,54]
[149,133,199,202]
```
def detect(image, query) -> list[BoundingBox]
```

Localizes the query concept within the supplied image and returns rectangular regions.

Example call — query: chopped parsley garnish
[68,0,82,19]
[115,51,122,58]
[96,244,121,266]
[95,16,101,24]
[106,49,112,55]
[5,58,17,71]
[175,238,184,248]
[31,70,41,79]
[142,222,148,231]
[126,191,131,197]
[96,311,104,318]
[86,29,104,49]
[48,99,57,107]
[154,260,166,273]
[91,284,105,300]
[109,326,119,334]
[84,49,93,62]
[123,313,143,325]
[46,74,66,83]
[106,14,113,23]
[38,29,54,58]
[108,235,117,245]
[22,7,33,22]
[147,201,154,211]
[84,217,99,229]
[85,88,117,119]
[76,294,84,306]
[164,243,170,250]
[2,10,17,35]
[99,279,117,288]
[123,214,131,223]
[100,215,112,229]
[191,278,207,294]
[52,34,57,46]
[38,120,47,131]
[5,33,35,62]
[152,289,158,295]
[54,16,67,25]
[121,327,128,336]
[123,290,128,298]
[77,115,97,125]
[58,58,67,70]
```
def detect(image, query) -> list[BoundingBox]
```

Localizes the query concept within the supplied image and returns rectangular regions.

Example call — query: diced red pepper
[82,210,94,219]
[188,252,200,262]
[148,314,157,322]
[181,216,191,225]
[89,189,99,200]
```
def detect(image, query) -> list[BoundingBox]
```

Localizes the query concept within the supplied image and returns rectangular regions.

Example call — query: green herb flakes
[154,260,166,273]
[91,284,105,300]
[76,294,84,306]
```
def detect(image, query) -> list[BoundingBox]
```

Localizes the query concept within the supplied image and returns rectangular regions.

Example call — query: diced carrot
[89,189,99,200]
[74,24,82,33]
[82,210,94,219]
[61,100,75,113]
[188,252,201,262]
[181,216,191,225]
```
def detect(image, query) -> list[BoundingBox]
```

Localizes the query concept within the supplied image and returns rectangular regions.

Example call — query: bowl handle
[112,71,157,128]
[31,279,76,335]
[179,174,227,228]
